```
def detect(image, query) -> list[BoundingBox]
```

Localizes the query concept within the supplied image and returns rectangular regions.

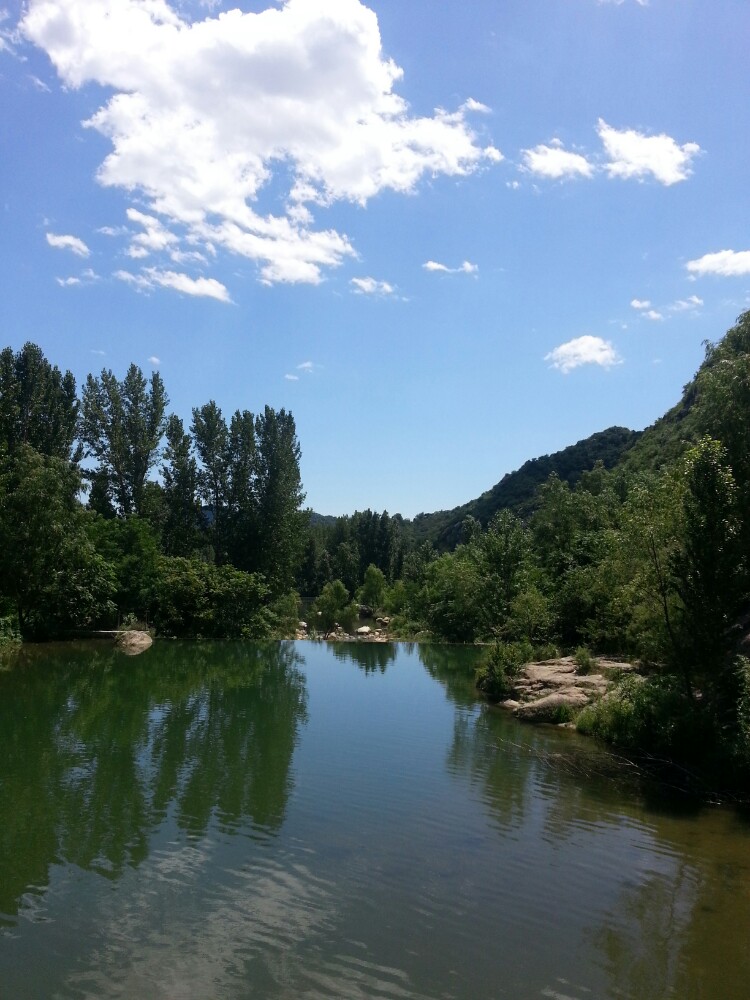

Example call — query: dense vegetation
[0,345,305,641]
[2,310,749,787]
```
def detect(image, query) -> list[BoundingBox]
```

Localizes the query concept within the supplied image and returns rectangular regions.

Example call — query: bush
[576,674,703,759]
[151,557,272,638]
[475,640,533,700]
[574,646,597,674]
[533,642,560,662]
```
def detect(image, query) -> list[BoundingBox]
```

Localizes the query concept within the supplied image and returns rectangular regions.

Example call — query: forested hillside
[406,425,640,550]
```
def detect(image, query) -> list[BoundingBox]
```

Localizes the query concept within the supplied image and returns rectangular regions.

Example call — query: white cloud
[545,335,622,374]
[56,276,81,286]
[521,140,593,180]
[671,295,703,311]
[284,373,299,381]
[686,250,750,277]
[126,207,178,257]
[29,74,50,91]
[351,276,395,295]
[148,355,160,365]
[22,0,501,286]
[462,98,491,114]
[630,298,651,310]
[46,231,90,257]
[597,0,648,6]
[423,259,478,275]
[597,119,700,185]
[644,309,663,321]
[115,267,231,302]
[296,361,318,373]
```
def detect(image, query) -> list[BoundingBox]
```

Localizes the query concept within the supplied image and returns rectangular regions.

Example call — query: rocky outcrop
[116,630,153,655]
[499,656,631,724]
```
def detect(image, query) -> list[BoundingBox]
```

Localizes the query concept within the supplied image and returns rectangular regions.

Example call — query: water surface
[0,640,748,999]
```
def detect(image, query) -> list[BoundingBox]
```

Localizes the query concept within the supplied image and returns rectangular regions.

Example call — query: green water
[0,640,748,999]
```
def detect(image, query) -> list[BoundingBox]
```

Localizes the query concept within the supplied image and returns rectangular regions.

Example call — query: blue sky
[2,0,749,517]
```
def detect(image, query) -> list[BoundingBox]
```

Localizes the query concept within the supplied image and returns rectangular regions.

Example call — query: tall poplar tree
[81,364,168,516]
[0,342,80,461]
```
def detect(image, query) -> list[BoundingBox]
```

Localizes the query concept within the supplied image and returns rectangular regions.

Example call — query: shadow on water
[0,640,308,924]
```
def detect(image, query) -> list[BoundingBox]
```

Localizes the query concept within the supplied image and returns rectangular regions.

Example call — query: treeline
[0,345,305,640]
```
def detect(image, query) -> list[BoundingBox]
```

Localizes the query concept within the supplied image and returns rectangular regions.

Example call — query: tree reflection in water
[0,640,307,922]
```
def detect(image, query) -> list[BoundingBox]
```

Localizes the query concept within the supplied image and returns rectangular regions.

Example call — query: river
[0,639,748,999]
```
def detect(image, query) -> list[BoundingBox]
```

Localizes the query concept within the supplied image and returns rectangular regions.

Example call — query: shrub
[475,640,533,700]
[533,642,560,662]
[576,674,703,760]
[574,646,597,674]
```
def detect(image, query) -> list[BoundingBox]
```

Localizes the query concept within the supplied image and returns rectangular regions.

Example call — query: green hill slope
[407,425,640,550]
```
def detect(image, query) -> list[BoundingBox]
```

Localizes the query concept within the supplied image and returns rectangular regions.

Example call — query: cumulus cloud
[671,295,703,311]
[644,309,663,321]
[115,267,231,302]
[630,298,651,310]
[22,0,500,287]
[148,355,160,365]
[297,360,319,373]
[686,250,750,277]
[46,232,90,257]
[350,276,395,295]
[56,276,81,287]
[597,119,700,185]
[284,373,300,381]
[521,140,593,180]
[545,335,622,374]
[423,259,478,275]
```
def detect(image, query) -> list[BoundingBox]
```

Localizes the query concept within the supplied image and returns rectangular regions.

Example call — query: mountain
[405,425,640,550]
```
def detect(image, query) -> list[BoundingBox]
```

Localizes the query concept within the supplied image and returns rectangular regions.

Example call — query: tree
[162,414,202,557]
[191,401,229,563]
[252,406,306,595]
[81,364,168,516]
[313,580,357,636]
[358,564,387,611]
[226,409,258,570]
[0,342,80,461]
[672,438,745,695]
[0,446,114,638]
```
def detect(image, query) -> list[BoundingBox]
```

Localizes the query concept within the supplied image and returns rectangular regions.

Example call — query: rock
[356,625,371,636]
[116,630,152,656]
[515,689,590,723]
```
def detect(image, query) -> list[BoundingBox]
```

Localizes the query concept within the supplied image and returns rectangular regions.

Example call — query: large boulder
[116,630,152,656]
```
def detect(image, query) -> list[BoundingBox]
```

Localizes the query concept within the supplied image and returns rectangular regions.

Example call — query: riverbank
[495,655,633,724]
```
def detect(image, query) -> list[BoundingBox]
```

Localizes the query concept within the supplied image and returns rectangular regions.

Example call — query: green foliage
[0,343,80,462]
[151,557,272,638]
[0,612,21,650]
[162,414,202,557]
[475,640,533,700]
[81,364,168,516]
[408,426,638,550]
[313,580,355,635]
[574,646,596,675]
[358,563,387,611]
[576,674,707,762]
[0,446,115,638]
